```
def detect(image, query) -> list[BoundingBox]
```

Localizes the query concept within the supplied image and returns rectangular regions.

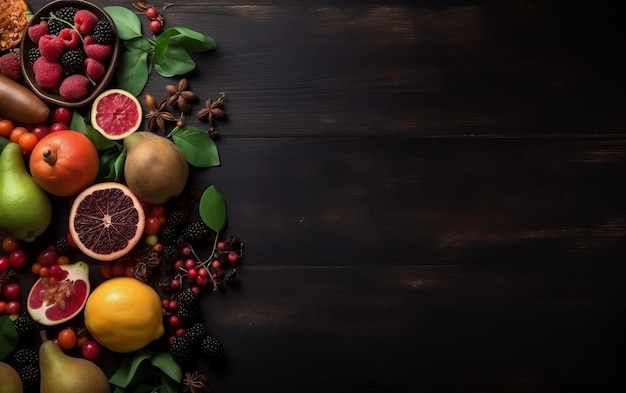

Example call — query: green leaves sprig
[0,316,18,360]
[109,351,182,393]
[104,6,217,96]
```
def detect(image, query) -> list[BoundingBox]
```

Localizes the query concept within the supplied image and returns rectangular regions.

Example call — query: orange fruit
[69,182,145,261]
[0,119,14,138]
[9,126,28,143]
[29,130,99,197]
[18,132,39,153]
[57,327,77,350]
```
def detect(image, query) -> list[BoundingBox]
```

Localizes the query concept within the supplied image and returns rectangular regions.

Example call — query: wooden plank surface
[11,0,626,392]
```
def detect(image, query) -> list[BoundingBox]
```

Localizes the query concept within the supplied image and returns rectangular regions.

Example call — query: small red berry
[191,286,201,296]
[196,275,209,287]
[187,268,198,281]
[82,341,101,360]
[49,122,69,133]
[5,300,20,315]
[162,299,170,309]
[174,260,184,270]
[168,300,179,312]
[54,107,73,124]
[170,278,181,290]
[175,328,186,337]
[145,6,159,19]
[9,249,27,269]
[150,204,165,218]
[216,241,226,251]
[30,124,50,140]
[169,315,181,327]
[150,19,162,34]
[184,259,196,270]
[182,246,191,256]
[198,267,208,277]
[0,256,10,273]
[2,282,20,300]
[227,252,240,264]
[211,260,221,271]
[47,264,63,279]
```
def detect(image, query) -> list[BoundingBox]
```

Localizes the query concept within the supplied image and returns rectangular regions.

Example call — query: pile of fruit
[0,1,238,392]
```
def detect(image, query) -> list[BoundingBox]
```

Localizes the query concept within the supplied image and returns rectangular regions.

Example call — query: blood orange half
[69,182,145,261]
[90,88,142,140]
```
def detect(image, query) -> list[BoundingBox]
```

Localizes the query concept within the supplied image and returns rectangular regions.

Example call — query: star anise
[166,78,199,113]
[196,94,226,125]
[144,92,176,132]
[182,371,210,392]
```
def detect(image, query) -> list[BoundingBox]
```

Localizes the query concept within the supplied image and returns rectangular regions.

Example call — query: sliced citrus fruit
[90,88,142,140]
[69,182,145,261]
[27,261,90,326]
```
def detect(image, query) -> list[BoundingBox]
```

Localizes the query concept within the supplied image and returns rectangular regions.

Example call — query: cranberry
[175,328,186,337]
[150,19,162,34]
[30,124,50,140]
[211,260,221,271]
[168,315,181,327]
[198,267,208,277]
[184,259,196,270]
[81,341,101,360]
[53,107,73,124]
[150,204,165,218]
[227,252,240,264]
[5,300,20,315]
[216,241,226,251]
[168,300,178,312]
[49,122,69,133]
[182,246,191,256]
[37,249,58,267]
[196,275,209,287]
[2,282,20,300]
[174,260,184,270]
[161,299,170,309]
[0,256,10,273]
[191,286,201,296]
[170,279,181,290]
[9,250,27,269]
[145,6,159,19]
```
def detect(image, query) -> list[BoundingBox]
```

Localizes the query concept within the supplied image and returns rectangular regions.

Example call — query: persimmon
[29,130,99,197]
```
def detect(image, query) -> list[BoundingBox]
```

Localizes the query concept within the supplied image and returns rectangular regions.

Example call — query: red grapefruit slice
[69,182,145,261]
[27,261,90,326]
[90,88,142,140]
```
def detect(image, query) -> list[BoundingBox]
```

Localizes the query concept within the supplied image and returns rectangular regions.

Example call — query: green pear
[0,143,52,242]
[0,361,23,393]
[123,131,189,204]
[39,331,111,393]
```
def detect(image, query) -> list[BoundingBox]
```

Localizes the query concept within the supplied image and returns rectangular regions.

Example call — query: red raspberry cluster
[26,9,114,102]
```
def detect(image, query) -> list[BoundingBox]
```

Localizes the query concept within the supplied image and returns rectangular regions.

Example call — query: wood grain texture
[15,0,626,392]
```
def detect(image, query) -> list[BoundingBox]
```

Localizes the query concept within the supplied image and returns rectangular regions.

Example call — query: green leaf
[169,27,217,52]
[150,352,182,383]
[124,36,153,52]
[104,6,143,40]
[113,150,127,182]
[71,112,117,151]
[171,126,220,168]
[160,374,181,393]
[109,351,152,388]
[199,185,227,233]
[152,28,181,63]
[0,136,8,151]
[0,316,18,360]
[154,44,196,77]
[116,49,150,96]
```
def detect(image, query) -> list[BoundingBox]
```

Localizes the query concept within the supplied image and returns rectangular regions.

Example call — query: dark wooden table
[20,0,626,391]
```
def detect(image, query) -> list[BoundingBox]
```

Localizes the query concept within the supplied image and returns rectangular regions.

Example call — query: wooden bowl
[19,0,119,108]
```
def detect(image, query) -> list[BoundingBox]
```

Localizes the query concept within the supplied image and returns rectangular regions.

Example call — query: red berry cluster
[26,8,114,101]
[132,2,171,34]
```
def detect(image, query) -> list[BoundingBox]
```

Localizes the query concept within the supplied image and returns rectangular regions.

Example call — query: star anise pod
[145,92,176,132]
[183,371,210,392]
[166,78,199,113]
[196,95,226,125]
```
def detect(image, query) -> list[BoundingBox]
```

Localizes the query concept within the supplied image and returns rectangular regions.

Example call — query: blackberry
[182,221,211,244]
[169,336,192,365]
[11,348,38,370]
[13,312,33,341]
[167,208,190,228]
[92,20,115,44]
[55,235,71,256]
[162,244,180,266]
[176,288,198,309]
[184,322,207,345]
[54,6,79,22]
[159,224,179,244]
[19,363,40,392]
[200,335,225,363]
[60,48,85,76]
[27,47,41,65]
[177,304,200,324]
[46,19,65,35]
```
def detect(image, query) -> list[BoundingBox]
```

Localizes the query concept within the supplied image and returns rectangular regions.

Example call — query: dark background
[19,0,626,391]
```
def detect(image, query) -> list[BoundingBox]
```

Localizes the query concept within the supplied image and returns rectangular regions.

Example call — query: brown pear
[123,131,189,204]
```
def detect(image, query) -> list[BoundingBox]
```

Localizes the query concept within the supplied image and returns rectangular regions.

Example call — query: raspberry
[27,21,48,44]
[84,57,106,82]
[60,48,85,76]
[200,335,225,363]
[28,47,41,66]
[169,336,192,365]
[59,28,80,49]
[83,35,113,62]
[0,52,22,80]
[59,74,90,101]
[33,57,63,90]
[38,34,65,61]
[74,9,99,35]
[92,20,115,44]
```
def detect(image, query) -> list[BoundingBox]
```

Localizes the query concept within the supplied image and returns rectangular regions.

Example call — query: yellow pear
[0,361,23,393]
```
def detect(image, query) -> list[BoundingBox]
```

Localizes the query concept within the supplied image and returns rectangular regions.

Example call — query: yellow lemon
[84,277,164,353]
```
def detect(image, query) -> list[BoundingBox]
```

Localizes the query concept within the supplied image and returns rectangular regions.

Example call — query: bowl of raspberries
[19,0,120,107]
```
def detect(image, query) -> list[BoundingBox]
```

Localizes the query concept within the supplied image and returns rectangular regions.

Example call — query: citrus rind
[90,88,142,140]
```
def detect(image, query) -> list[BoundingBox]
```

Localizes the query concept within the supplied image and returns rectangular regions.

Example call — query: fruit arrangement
[0,1,238,392]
